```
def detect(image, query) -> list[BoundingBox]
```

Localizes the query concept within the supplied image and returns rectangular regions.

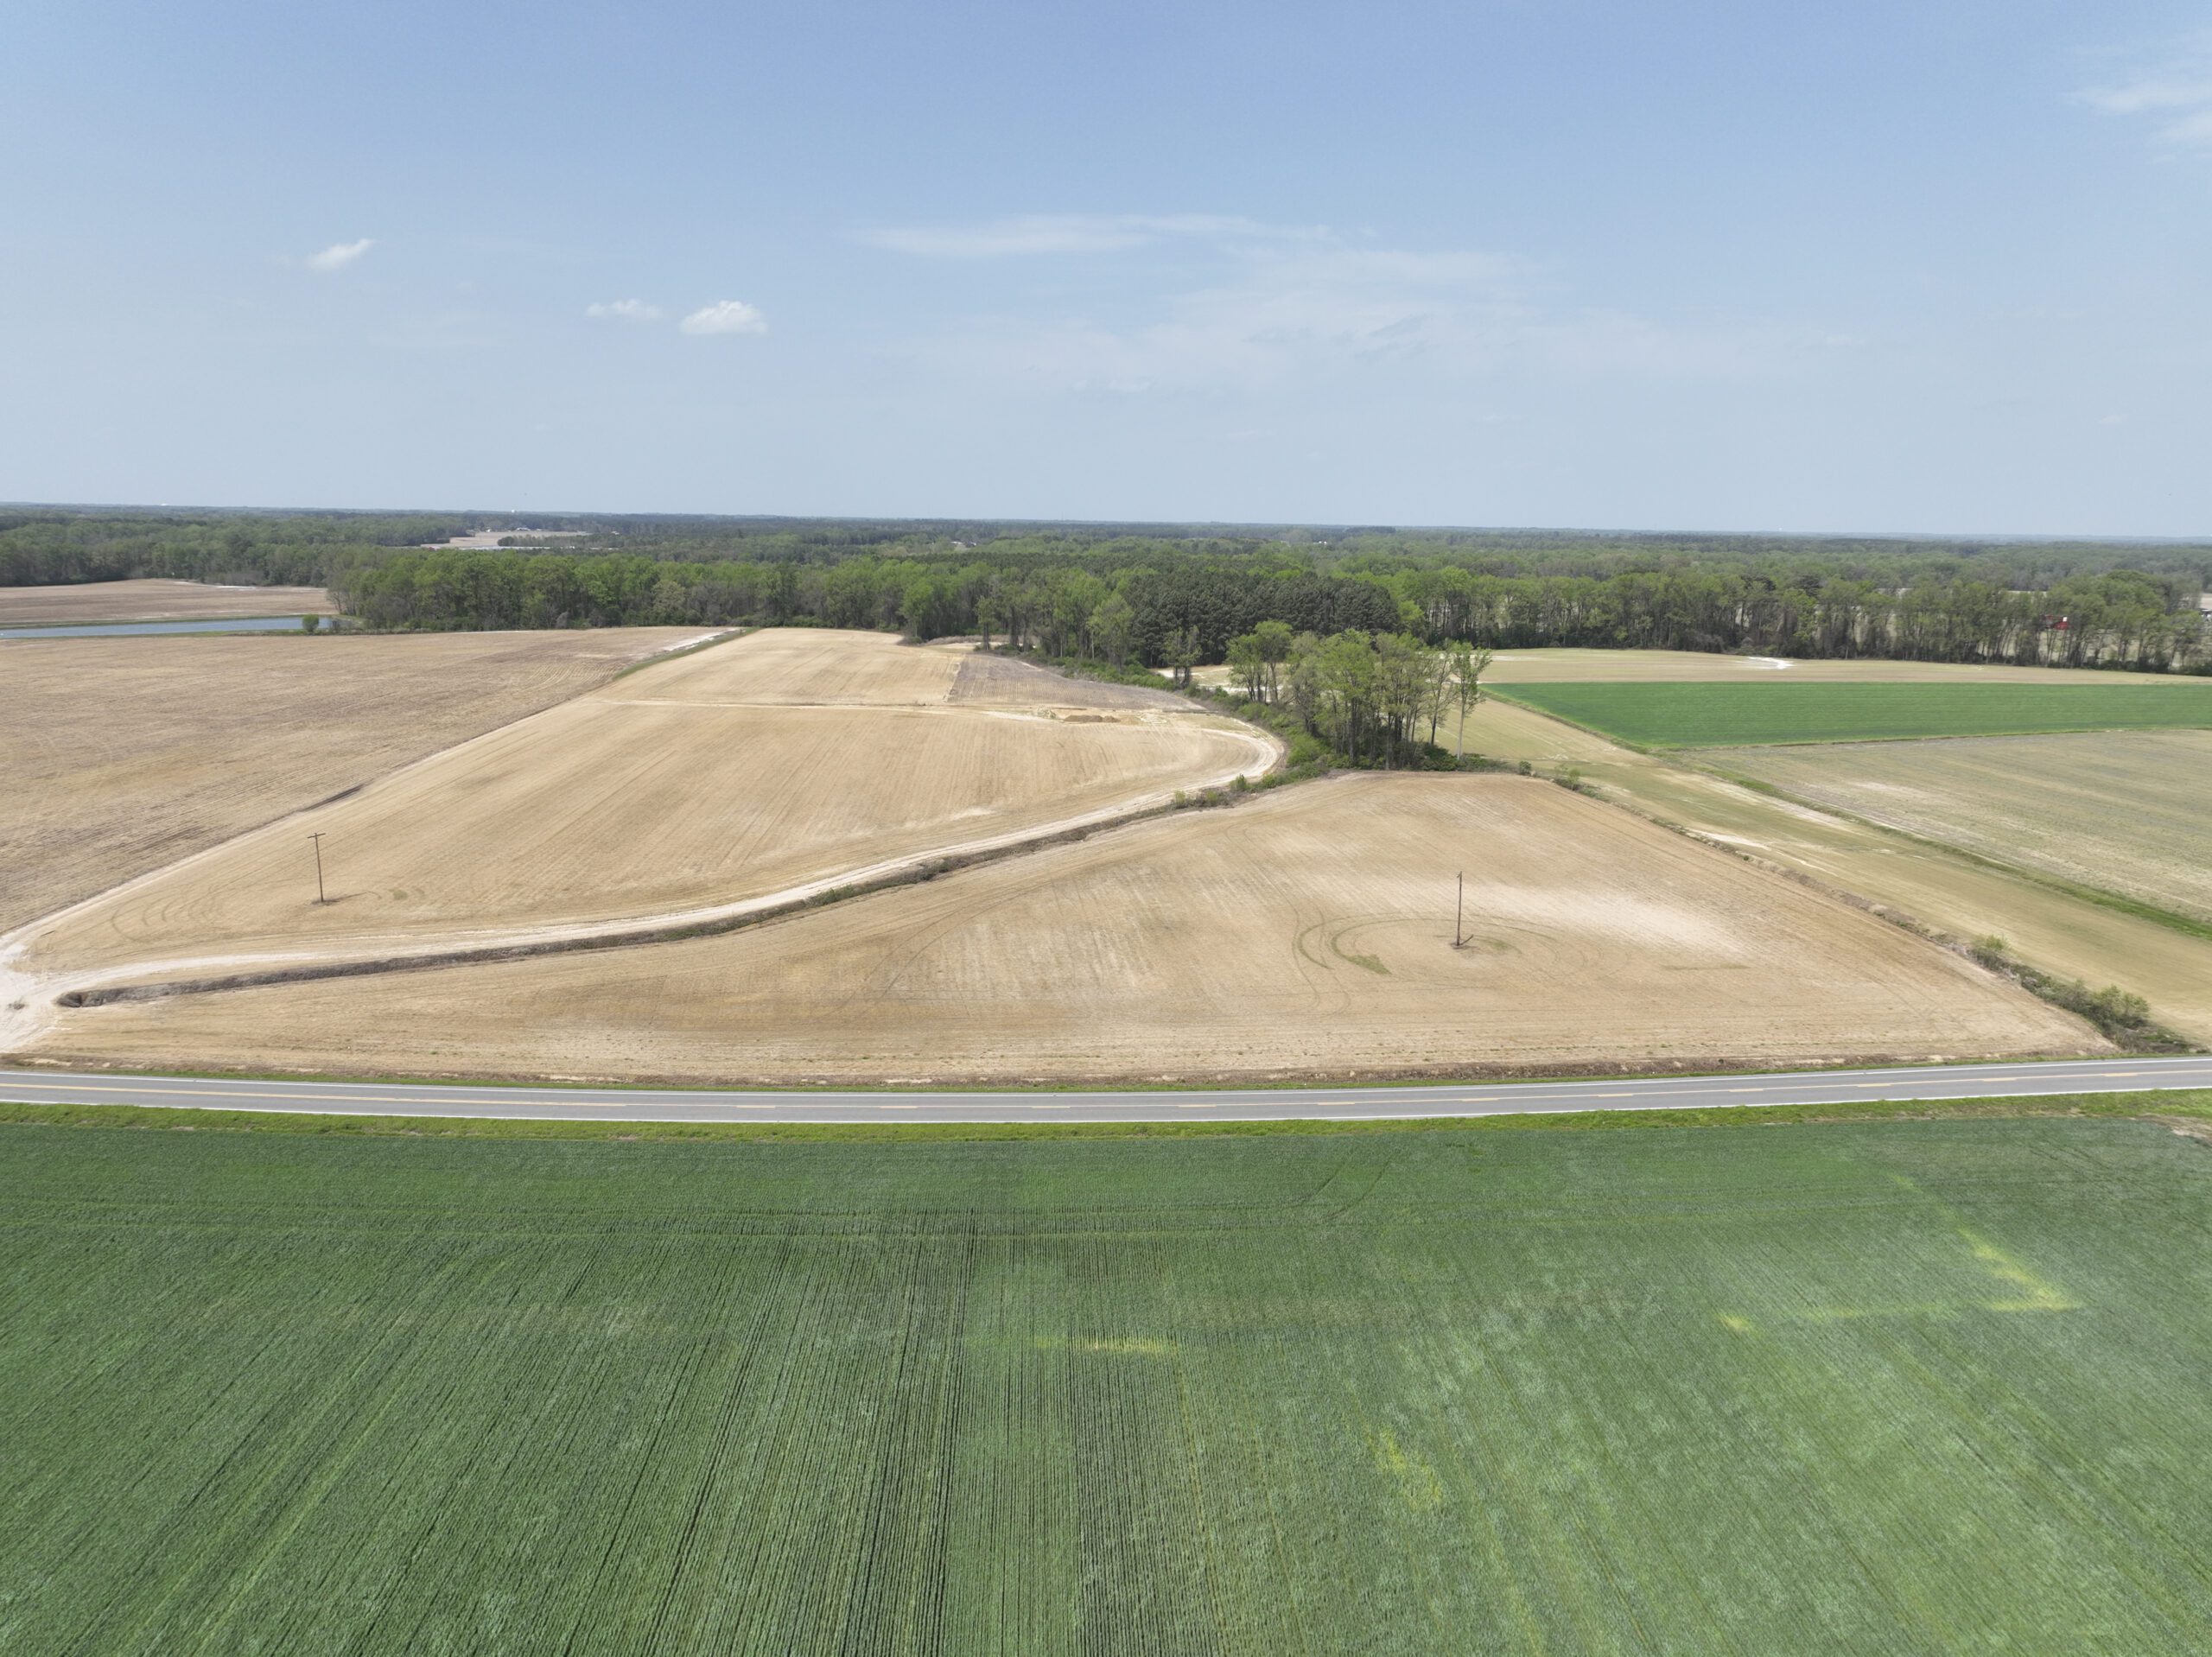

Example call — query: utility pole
[1453,871,1465,949]
[308,833,327,905]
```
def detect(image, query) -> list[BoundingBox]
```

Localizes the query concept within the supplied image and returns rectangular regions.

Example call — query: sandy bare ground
[5,632,1274,1041]
[418,530,587,549]
[1447,700,2212,1044]
[0,580,335,625]
[1707,731,2212,925]
[1185,648,2189,693]
[1479,649,2192,683]
[0,629,699,936]
[22,774,2100,1084]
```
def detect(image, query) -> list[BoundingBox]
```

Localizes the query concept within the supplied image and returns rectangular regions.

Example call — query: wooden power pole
[1453,871,1465,949]
[308,833,327,905]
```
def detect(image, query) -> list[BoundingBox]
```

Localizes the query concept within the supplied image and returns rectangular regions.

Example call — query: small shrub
[2088,985,2152,1028]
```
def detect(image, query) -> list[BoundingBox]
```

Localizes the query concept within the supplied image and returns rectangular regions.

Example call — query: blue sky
[6,0,2209,532]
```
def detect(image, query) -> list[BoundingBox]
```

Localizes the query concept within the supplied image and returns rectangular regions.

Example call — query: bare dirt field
[0,580,335,625]
[1185,649,2186,694]
[26,774,2101,1083]
[956,651,1196,710]
[0,629,696,935]
[1478,649,2187,684]
[12,632,1271,987]
[1709,731,2212,925]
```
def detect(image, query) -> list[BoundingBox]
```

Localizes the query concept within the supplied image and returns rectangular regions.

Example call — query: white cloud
[679,299,767,336]
[2075,36,2212,148]
[2167,106,2212,146]
[858,213,1325,258]
[304,238,374,272]
[587,298,664,322]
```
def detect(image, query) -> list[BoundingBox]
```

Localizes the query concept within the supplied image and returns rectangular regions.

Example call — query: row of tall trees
[1389,565,2203,670]
[334,549,1408,653]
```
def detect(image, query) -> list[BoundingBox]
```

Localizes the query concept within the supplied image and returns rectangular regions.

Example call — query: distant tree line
[335,547,2209,674]
[8,507,2209,673]
[0,511,465,588]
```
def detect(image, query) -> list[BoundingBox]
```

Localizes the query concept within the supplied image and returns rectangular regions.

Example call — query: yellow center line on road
[876,1103,918,1110]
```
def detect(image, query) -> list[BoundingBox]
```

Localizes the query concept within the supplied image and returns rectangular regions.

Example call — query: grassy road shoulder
[3,1088,2207,1144]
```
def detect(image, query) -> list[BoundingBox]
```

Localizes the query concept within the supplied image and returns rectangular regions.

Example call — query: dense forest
[4,506,2208,672]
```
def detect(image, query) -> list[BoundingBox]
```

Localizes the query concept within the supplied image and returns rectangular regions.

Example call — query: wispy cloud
[858,213,1324,258]
[587,298,664,322]
[894,234,1792,395]
[304,238,374,273]
[2075,35,2212,149]
[679,299,767,336]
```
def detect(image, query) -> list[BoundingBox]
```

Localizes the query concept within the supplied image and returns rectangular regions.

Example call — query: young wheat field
[4,1116,2211,1653]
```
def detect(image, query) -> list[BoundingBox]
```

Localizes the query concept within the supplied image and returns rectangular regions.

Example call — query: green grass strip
[3,1089,2207,1143]
[1494,681,2212,747]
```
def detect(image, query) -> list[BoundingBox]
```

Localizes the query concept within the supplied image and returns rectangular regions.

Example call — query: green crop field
[1494,680,2212,747]
[7,1118,2212,1653]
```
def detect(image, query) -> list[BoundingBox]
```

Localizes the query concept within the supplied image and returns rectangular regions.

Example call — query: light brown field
[13,631,1271,984]
[0,579,335,625]
[1445,701,2212,1044]
[1479,649,2188,683]
[1707,731,2212,925]
[1184,648,2187,694]
[27,774,2100,1083]
[0,629,697,934]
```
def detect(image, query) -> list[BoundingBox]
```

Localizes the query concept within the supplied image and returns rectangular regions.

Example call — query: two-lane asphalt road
[3,1056,2209,1124]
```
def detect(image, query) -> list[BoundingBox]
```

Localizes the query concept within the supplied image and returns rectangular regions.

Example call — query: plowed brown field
[29,774,2100,1082]
[0,629,696,933]
[0,580,334,625]
[1186,648,2186,695]
[14,631,1270,985]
